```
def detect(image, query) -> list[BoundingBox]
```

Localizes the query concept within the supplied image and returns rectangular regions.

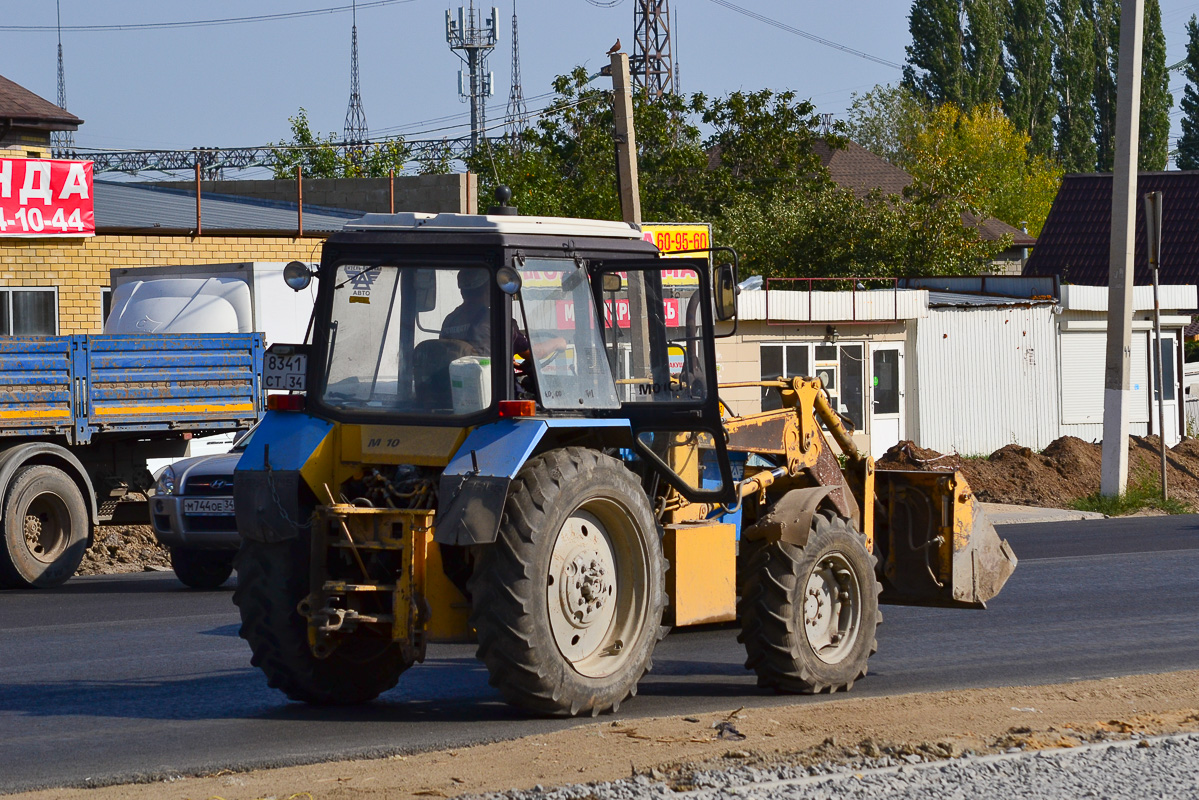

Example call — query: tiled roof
[962,211,1036,247]
[94,181,362,233]
[1024,172,1199,284]
[0,74,82,128]
[811,139,913,199]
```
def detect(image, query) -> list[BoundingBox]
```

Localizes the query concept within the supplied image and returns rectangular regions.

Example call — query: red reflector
[498,400,536,418]
[267,394,306,411]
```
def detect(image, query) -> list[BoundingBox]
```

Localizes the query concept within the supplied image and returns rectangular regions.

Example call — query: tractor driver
[441,269,565,361]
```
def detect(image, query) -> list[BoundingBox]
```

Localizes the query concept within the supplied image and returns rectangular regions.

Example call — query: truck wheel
[233,537,412,704]
[468,447,667,717]
[0,465,90,589]
[738,509,881,693]
[170,547,235,590]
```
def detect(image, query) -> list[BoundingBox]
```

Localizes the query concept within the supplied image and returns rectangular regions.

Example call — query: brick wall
[0,234,322,334]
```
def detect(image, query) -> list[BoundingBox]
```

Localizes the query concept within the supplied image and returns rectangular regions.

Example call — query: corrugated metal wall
[913,305,1060,454]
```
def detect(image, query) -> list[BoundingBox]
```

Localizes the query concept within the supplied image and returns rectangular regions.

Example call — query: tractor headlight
[155,465,178,497]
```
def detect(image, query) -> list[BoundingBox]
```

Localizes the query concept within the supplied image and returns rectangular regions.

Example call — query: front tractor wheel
[233,537,413,705]
[468,448,666,717]
[738,509,881,693]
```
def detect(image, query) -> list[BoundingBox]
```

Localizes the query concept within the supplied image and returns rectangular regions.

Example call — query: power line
[0,1,415,33]
[704,0,903,71]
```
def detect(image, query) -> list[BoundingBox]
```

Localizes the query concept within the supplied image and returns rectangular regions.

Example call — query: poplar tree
[1052,0,1097,171]
[963,0,1006,107]
[1139,0,1172,170]
[1003,0,1056,158]
[904,0,967,106]
[1090,0,1119,170]
[1177,15,1199,170]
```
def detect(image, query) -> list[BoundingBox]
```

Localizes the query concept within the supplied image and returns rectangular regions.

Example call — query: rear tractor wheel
[738,509,881,693]
[468,447,667,716]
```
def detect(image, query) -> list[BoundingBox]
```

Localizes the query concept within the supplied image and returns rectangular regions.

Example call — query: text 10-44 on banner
[0,159,94,237]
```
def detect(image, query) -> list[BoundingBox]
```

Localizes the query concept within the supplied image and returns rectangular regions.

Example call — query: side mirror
[714,262,737,322]
[601,273,623,293]
[283,261,316,292]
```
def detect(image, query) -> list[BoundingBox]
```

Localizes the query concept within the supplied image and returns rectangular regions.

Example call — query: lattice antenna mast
[505,1,527,144]
[52,0,73,155]
[343,0,370,149]
[630,0,673,100]
[447,2,498,155]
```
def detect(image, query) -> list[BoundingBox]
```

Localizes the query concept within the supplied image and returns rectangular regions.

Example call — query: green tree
[904,0,966,106]
[1003,0,1056,158]
[1052,0,1097,171]
[1091,0,1119,170]
[963,0,1007,107]
[269,108,411,179]
[1139,0,1172,170]
[844,84,927,166]
[908,103,1063,235]
[1176,15,1199,170]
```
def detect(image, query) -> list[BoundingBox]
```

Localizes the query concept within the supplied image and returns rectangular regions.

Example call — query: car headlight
[155,465,178,496]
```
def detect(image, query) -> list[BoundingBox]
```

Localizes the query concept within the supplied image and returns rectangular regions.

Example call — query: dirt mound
[78,525,170,575]
[878,435,1199,511]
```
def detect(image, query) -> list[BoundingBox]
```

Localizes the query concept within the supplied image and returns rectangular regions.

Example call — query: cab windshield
[320,263,494,415]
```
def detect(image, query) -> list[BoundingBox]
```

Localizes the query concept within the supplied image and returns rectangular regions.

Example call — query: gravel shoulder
[14,670,1199,800]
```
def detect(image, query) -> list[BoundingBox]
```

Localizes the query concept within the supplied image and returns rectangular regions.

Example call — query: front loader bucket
[874,468,1017,609]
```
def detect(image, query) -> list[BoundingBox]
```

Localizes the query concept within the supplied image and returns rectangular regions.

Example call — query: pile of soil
[878,435,1199,511]
[77,525,170,575]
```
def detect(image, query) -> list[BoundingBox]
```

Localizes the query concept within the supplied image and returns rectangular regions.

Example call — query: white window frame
[0,287,59,335]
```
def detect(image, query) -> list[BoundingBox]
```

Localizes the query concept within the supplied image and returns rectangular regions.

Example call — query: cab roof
[344,212,646,240]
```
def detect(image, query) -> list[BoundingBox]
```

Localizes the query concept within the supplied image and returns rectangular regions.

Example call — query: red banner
[0,158,94,237]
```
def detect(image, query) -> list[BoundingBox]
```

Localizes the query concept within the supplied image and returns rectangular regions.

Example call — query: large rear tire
[468,447,666,717]
[233,536,412,704]
[170,547,235,590]
[738,509,880,693]
[0,465,89,589]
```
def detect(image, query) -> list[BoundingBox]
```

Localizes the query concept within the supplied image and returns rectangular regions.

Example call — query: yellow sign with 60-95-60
[641,223,711,258]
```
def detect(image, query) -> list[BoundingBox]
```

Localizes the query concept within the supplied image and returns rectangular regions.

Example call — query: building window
[0,288,57,335]
[759,341,866,431]
[760,344,809,411]
[101,288,112,326]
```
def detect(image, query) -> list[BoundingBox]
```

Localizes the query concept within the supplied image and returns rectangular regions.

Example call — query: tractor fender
[435,418,631,546]
[741,486,837,547]
[0,443,98,528]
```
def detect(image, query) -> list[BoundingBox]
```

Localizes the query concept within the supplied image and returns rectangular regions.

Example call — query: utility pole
[631,0,674,99]
[1101,0,1145,497]
[1145,190,1167,499]
[447,2,498,155]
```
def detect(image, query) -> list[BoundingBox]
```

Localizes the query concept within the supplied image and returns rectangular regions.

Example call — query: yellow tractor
[233,202,1016,715]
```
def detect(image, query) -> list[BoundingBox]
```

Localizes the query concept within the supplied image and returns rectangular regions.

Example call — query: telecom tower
[630,0,673,100]
[446,2,498,154]
[344,0,369,150]
[52,0,73,155]
[505,2,526,145]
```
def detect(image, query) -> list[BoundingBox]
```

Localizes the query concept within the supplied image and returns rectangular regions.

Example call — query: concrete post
[1101,0,1144,497]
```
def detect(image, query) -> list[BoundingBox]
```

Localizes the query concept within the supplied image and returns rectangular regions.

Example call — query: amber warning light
[498,400,536,418]
[267,394,306,412]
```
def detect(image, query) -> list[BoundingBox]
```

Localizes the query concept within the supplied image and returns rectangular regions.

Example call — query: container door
[869,343,904,459]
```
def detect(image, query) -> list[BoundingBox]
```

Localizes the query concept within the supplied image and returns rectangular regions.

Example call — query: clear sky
[4,1,1199,176]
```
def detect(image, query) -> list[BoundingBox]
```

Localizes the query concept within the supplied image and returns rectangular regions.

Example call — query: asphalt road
[1,515,1197,793]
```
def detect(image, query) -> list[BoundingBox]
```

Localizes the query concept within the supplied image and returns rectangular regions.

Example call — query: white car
[150,427,254,589]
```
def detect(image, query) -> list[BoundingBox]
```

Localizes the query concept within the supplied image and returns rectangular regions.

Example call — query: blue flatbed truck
[0,332,263,588]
